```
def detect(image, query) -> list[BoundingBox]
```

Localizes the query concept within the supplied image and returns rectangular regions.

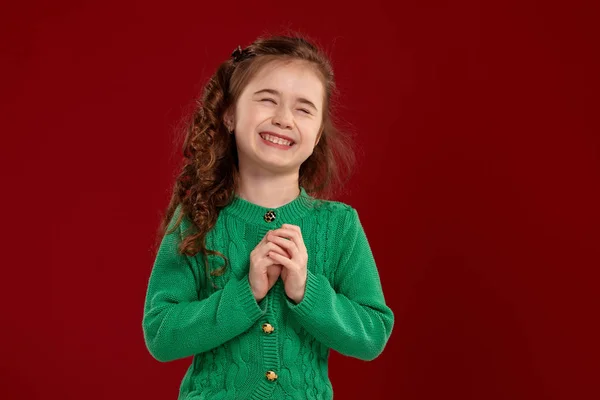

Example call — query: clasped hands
[248,224,307,304]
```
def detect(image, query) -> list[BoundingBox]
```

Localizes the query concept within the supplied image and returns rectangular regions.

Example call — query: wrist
[250,285,264,303]
[286,288,305,304]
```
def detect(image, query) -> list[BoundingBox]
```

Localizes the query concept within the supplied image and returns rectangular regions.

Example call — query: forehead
[244,59,324,104]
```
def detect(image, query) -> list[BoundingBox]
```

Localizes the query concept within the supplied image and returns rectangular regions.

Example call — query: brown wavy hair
[155,34,356,285]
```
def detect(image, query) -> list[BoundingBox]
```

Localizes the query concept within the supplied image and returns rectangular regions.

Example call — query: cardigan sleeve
[285,207,394,361]
[142,206,266,362]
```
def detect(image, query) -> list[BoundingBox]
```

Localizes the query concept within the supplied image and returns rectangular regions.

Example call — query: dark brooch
[231,45,254,63]
[264,210,276,223]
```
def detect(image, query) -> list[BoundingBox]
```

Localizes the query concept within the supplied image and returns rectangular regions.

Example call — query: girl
[142,34,394,400]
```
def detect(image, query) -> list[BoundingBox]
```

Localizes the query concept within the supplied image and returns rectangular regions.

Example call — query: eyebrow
[253,88,318,111]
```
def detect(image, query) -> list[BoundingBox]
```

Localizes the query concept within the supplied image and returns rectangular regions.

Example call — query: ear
[223,108,235,132]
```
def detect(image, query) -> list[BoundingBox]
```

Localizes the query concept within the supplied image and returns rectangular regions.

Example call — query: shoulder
[310,196,353,213]
[309,197,360,227]
[167,203,196,238]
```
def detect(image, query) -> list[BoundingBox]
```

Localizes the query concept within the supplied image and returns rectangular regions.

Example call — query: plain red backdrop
[1,0,599,399]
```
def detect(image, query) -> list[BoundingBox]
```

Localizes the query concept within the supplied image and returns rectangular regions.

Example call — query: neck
[236,169,301,209]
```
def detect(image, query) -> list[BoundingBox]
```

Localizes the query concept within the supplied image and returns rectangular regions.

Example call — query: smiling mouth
[259,133,295,146]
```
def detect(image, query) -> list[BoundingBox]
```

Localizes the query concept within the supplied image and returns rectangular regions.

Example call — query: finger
[269,228,299,242]
[250,234,271,266]
[259,249,285,270]
[267,266,281,287]
[290,225,307,253]
[266,229,297,256]
[260,230,273,244]
[267,234,298,257]
[282,224,301,234]
[270,228,305,253]
[263,241,290,259]
[283,225,307,252]
[268,251,292,268]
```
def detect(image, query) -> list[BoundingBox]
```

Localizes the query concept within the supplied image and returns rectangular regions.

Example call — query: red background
[2,1,599,399]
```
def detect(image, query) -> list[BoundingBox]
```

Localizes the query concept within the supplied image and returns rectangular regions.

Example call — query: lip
[259,131,296,144]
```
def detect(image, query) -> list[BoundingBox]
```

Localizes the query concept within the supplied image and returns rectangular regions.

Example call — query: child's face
[230,59,324,176]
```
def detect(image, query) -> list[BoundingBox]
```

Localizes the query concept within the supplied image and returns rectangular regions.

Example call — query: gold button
[262,323,274,334]
[265,370,278,381]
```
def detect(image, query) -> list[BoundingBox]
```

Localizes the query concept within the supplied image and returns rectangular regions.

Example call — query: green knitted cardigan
[142,187,394,399]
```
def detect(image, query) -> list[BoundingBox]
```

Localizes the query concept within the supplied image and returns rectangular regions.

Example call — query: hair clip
[231,45,253,63]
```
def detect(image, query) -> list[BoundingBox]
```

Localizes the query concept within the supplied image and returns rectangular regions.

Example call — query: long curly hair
[155,34,356,284]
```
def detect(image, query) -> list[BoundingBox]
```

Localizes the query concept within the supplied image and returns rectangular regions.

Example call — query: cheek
[297,119,321,141]
[239,102,269,125]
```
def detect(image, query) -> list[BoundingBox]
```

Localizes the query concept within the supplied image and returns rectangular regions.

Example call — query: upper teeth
[261,133,293,146]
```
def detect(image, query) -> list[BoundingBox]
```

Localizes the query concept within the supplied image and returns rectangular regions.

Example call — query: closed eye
[261,98,277,104]
[298,108,311,115]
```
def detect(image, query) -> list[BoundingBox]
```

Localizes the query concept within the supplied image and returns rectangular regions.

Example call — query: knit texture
[142,187,394,399]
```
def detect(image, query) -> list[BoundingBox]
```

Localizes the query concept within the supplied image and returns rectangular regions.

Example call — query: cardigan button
[264,210,276,223]
[265,370,278,382]
[262,322,274,334]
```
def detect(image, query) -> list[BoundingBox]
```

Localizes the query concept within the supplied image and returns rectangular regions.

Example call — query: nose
[272,105,294,130]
